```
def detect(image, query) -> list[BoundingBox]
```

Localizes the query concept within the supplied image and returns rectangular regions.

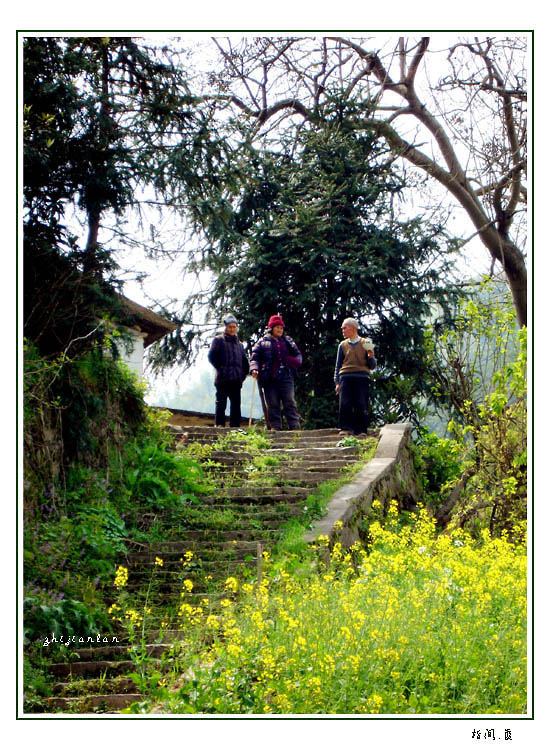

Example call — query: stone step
[125,539,264,553]
[267,446,360,456]
[159,527,281,539]
[48,659,140,679]
[186,439,352,451]
[52,643,169,662]
[51,676,138,697]
[127,547,257,563]
[204,451,357,467]
[221,485,310,498]
[45,693,142,712]
[141,506,302,525]
[187,492,310,505]
[126,555,258,572]
[212,470,343,485]
[172,427,342,436]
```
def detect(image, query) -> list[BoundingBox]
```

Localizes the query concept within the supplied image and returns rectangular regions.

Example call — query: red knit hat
[268,314,285,329]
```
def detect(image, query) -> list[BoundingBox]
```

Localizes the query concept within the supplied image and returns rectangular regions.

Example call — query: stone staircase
[39,426,378,713]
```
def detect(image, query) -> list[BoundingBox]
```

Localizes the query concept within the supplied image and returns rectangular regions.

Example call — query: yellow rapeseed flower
[225,576,239,593]
[113,565,128,590]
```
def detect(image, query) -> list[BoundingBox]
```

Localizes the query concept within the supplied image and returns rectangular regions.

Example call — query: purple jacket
[250,334,302,385]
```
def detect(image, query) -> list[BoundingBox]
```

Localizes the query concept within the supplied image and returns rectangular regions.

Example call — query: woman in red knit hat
[250,314,302,430]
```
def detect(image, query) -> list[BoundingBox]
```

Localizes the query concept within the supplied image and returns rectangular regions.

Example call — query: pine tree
[193,102,459,426]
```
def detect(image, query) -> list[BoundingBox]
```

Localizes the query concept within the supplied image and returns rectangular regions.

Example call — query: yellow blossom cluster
[113,565,128,590]
[180,550,194,568]
[178,601,203,624]
[146,504,526,715]
[224,576,239,593]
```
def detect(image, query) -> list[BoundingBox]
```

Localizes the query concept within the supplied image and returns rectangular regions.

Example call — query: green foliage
[23,36,221,369]
[23,596,105,647]
[24,342,148,511]
[23,656,52,712]
[120,438,209,511]
[413,430,463,511]
[212,428,271,452]
[425,278,521,416]
[425,288,526,535]
[23,392,208,651]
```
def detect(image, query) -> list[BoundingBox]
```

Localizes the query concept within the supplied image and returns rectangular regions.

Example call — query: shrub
[413,430,463,511]
[119,438,209,511]
[23,341,148,516]
[425,287,526,536]
[23,594,107,646]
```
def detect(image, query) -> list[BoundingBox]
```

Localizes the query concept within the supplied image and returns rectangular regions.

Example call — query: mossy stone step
[127,549,255,564]
[144,507,301,527]
[45,693,142,712]
[155,528,280,541]
[212,470,343,484]
[51,676,138,697]
[49,659,139,679]
[125,539,263,553]
[220,485,310,497]
[266,446,360,455]
[58,643,169,661]
[188,492,310,505]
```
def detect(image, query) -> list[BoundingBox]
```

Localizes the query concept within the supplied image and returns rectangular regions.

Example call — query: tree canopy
[201,35,528,326]
[176,101,459,426]
[23,36,222,357]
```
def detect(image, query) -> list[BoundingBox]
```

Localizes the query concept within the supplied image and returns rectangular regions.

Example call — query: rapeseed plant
[113,565,128,590]
[128,504,527,715]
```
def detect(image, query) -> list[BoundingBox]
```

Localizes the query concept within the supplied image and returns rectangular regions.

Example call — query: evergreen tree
[22,36,224,469]
[192,103,459,426]
[23,36,220,358]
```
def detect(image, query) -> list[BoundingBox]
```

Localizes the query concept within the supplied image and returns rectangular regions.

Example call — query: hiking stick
[258,381,271,430]
[249,377,257,426]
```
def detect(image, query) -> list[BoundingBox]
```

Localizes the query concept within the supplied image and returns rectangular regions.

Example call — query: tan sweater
[338,338,373,376]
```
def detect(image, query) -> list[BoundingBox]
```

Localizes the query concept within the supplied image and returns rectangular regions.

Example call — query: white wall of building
[117,329,148,378]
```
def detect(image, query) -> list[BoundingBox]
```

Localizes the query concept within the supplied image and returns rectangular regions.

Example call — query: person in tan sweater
[334,318,376,436]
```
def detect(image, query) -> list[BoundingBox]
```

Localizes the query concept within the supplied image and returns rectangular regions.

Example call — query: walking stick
[249,377,257,426]
[258,381,271,430]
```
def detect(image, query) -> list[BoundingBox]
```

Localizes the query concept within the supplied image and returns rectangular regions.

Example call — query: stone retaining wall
[304,423,420,547]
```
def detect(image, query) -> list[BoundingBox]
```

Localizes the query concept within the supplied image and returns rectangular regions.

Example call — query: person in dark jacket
[334,318,376,436]
[208,313,249,428]
[250,315,302,431]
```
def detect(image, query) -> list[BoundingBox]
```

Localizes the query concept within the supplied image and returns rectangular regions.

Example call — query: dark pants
[215,380,242,427]
[338,376,370,434]
[263,378,300,430]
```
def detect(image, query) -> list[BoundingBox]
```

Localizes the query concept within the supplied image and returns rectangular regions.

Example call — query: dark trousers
[338,376,370,434]
[263,378,300,430]
[215,380,242,427]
